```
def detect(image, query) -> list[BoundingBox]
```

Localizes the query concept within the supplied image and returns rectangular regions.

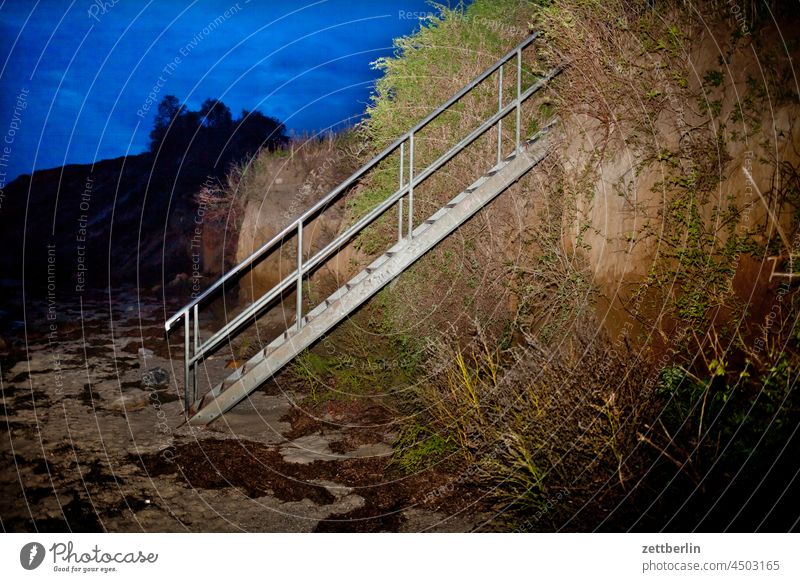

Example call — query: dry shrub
[535,0,693,139]
[420,319,656,522]
[226,133,361,208]
[339,2,564,345]
[194,176,242,225]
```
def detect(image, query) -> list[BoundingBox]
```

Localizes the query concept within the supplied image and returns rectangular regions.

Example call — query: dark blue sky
[0,0,441,181]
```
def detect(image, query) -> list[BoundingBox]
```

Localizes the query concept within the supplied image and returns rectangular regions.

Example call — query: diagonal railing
[165,32,560,414]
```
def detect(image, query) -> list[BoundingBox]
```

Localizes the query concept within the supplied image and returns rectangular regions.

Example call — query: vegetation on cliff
[222,0,799,530]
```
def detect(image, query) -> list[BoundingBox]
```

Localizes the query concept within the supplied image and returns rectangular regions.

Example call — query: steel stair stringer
[186,129,555,425]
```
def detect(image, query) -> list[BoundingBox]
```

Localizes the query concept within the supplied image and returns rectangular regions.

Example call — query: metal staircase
[165,32,560,425]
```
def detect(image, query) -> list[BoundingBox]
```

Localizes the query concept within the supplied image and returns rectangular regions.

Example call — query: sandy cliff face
[231,143,361,306]
[225,13,800,349]
[553,17,800,337]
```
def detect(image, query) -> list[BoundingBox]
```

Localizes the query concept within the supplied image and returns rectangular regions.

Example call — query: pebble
[141,367,169,388]
[138,347,155,359]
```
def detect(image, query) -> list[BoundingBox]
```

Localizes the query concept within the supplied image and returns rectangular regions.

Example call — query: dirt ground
[0,293,495,532]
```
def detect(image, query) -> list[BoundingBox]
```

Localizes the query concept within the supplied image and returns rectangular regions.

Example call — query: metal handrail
[166,31,557,413]
[165,32,540,331]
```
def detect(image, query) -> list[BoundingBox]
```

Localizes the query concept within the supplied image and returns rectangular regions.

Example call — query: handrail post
[296,221,303,331]
[497,64,503,166]
[164,33,544,335]
[183,311,191,414]
[192,304,198,404]
[399,141,405,242]
[516,48,522,154]
[167,33,553,421]
[408,132,414,239]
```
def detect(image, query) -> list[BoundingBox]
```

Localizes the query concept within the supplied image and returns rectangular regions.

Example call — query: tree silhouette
[148,95,288,180]
[234,110,289,154]
[199,98,233,130]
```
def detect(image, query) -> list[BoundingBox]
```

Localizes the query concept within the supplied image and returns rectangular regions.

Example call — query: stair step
[429,207,449,221]
[306,301,328,319]
[449,191,468,205]
[469,175,490,191]
[326,286,349,304]
[197,392,215,411]
[203,332,281,403]
[349,271,368,287]
[368,252,391,271]
[413,223,433,237]
[197,242,413,411]
[221,377,239,392]
[186,118,556,424]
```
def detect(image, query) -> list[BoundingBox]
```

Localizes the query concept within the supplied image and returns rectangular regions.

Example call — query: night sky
[0,0,440,182]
